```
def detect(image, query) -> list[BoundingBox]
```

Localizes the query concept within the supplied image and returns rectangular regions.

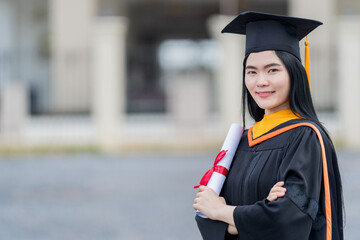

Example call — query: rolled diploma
[197,123,243,218]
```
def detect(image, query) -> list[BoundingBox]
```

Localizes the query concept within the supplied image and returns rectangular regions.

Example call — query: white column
[288,0,336,109]
[207,15,244,128]
[0,83,28,141]
[91,17,128,152]
[49,0,96,112]
[338,16,360,149]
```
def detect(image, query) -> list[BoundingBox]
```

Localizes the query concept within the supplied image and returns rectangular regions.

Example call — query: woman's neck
[264,101,290,116]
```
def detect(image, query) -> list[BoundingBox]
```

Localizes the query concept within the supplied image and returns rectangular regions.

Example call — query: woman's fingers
[267,181,286,202]
[271,186,287,193]
[267,193,277,202]
[274,181,285,187]
[193,186,208,210]
[198,185,207,191]
[267,191,285,202]
[193,195,201,210]
[193,186,226,219]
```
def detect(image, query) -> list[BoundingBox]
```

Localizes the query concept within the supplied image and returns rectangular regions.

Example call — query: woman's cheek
[245,78,254,93]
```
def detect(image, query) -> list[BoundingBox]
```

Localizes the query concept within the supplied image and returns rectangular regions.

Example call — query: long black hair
[241,50,324,132]
[241,51,344,237]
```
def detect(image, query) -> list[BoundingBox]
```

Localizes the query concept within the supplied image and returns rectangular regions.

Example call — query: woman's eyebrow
[264,63,281,69]
[246,63,282,69]
[245,65,257,69]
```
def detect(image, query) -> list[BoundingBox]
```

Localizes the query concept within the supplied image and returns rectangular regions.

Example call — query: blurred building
[0,0,359,151]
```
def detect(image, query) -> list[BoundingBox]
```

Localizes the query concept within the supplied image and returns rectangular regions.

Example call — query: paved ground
[0,151,358,239]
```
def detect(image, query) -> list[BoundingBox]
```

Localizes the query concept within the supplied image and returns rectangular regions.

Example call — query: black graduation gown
[196,119,343,240]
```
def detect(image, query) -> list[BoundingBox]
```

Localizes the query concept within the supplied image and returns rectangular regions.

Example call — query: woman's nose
[256,73,269,87]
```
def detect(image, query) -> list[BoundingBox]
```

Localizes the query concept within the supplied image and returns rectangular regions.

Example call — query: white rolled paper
[197,123,243,218]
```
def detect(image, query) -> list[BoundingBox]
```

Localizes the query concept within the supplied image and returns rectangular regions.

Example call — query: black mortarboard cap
[221,11,323,60]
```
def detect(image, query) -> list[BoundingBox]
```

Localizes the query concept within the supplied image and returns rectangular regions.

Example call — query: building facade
[0,0,359,151]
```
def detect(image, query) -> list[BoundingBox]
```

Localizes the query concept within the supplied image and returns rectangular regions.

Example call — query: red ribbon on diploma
[194,150,229,189]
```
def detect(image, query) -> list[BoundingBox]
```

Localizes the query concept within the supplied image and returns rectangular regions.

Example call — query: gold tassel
[305,36,311,90]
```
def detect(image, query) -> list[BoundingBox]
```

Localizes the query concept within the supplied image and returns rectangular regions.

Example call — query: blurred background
[0,0,359,239]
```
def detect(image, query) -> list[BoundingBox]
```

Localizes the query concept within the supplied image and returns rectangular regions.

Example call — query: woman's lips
[256,91,275,98]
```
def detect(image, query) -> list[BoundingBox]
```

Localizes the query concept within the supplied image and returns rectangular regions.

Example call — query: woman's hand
[267,181,286,202]
[193,186,226,220]
[193,186,237,234]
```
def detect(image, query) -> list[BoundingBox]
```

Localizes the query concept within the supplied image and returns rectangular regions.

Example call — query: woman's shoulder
[276,119,335,150]
[245,118,321,139]
[272,118,327,136]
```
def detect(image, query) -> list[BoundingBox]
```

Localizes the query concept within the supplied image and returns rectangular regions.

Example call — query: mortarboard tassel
[304,36,311,90]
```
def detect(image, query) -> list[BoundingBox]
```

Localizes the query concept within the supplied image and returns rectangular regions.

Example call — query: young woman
[193,12,343,240]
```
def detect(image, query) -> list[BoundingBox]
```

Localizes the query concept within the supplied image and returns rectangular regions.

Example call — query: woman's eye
[269,69,279,73]
[247,71,256,75]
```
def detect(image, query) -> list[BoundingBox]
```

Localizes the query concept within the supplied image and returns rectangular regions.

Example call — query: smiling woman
[194,11,344,240]
[245,50,291,115]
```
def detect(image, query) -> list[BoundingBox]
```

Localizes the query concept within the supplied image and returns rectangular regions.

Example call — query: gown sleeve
[195,215,229,240]
[233,127,324,240]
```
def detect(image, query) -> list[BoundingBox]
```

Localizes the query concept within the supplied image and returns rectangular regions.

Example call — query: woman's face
[245,50,291,116]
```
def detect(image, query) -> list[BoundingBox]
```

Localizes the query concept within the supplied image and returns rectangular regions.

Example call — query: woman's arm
[232,128,323,239]
[193,182,286,235]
